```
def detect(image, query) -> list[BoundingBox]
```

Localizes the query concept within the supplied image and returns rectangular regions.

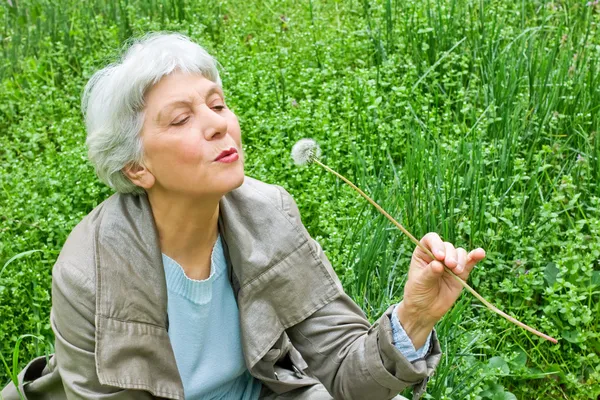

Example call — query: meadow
[1,0,599,398]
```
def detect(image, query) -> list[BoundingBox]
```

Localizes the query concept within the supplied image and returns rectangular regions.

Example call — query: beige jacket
[1,177,441,400]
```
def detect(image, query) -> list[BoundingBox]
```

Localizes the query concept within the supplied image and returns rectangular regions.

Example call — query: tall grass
[1,0,599,398]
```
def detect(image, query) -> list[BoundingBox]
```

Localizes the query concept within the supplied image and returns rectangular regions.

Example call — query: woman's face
[134,71,244,198]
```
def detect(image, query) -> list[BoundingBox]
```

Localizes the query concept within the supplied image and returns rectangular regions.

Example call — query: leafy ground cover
[1,0,599,398]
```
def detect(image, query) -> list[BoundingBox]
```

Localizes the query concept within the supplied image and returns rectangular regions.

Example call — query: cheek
[145,135,204,171]
[168,133,205,164]
[178,141,203,163]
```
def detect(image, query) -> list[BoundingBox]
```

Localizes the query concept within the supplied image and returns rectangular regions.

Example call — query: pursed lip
[214,147,238,161]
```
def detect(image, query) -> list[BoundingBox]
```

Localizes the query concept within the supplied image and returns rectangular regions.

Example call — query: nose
[200,104,228,140]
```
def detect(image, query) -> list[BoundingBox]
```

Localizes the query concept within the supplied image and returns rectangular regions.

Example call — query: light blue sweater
[163,234,431,399]
[163,235,263,399]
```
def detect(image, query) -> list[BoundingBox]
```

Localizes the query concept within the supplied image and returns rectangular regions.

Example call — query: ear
[122,162,155,190]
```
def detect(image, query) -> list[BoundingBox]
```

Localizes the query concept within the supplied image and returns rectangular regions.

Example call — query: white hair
[82,32,222,194]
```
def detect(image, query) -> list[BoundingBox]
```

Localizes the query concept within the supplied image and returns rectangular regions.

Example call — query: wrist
[396,301,437,350]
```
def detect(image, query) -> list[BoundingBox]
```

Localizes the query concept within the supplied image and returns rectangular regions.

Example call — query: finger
[466,248,486,270]
[455,248,467,276]
[422,260,446,286]
[443,242,458,269]
[419,232,445,261]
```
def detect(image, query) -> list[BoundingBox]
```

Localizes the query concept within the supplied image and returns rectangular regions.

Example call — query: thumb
[420,260,445,286]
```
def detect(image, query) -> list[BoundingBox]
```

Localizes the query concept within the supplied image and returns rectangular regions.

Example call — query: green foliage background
[1,0,599,398]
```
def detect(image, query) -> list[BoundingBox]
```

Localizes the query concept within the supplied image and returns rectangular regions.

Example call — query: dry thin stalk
[311,157,558,344]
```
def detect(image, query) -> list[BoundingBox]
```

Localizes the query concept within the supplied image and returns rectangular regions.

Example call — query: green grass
[1,0,599,398]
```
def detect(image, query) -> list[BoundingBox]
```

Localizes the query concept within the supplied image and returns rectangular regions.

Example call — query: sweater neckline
[161,235,224,303]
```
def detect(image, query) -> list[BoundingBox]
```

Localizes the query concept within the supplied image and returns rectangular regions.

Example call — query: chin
[220,167,245,194]
[229,171,245,191]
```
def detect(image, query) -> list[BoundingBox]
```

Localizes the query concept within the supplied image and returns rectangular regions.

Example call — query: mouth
[214,147,239,162]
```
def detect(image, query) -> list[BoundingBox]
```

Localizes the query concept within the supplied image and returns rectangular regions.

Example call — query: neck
[147,189,221,279]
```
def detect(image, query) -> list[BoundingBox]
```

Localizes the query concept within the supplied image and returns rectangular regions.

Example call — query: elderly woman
[2,33,485,400]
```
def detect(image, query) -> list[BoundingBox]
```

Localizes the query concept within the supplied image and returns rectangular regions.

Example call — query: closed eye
[171,116,190,126]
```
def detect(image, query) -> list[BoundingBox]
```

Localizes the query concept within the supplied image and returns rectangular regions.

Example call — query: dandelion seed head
[291,138,321,166]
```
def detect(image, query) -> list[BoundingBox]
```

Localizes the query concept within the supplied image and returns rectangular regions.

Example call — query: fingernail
[435,250,445,258]
[448,258,457,265]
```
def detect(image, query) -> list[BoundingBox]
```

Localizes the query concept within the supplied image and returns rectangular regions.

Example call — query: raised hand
[396,232,486,348]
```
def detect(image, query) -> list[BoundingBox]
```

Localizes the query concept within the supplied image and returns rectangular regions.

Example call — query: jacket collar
[95,193,168,326]
[94,178,309,331]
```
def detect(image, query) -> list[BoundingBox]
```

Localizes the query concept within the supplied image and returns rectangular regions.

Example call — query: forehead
[145,72,223,110]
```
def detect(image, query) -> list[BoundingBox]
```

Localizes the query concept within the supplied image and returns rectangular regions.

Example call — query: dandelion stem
[311,157,558,344]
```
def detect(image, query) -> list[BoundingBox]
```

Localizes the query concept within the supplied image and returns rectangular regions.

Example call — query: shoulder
[231,176,303,225]
[52,195,115,295]
[235,176,286,207]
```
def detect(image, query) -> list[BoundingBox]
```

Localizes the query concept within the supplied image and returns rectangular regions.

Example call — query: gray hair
[82,32,222,194]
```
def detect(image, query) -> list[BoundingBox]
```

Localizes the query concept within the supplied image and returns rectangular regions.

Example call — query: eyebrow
[155,84,224,123]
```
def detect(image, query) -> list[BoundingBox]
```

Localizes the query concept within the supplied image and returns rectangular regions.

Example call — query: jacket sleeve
[276,185,442,400]
[51,261,153,399]
[286,293,441,400]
